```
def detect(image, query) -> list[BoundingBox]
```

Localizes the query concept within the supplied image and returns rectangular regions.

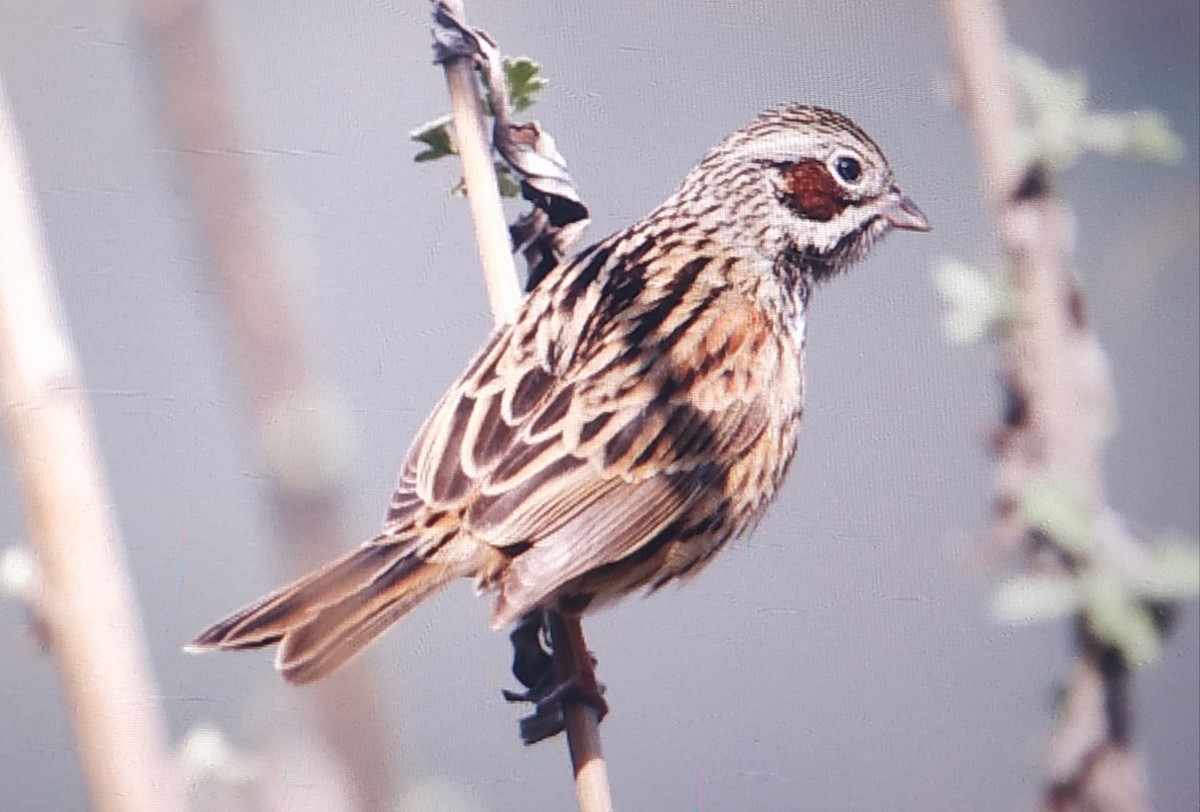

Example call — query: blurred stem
[132,1,399,809]
[433,3,613,810]
[0,76,189,812]
[940,0,1024,209]
[940,0,1155,810]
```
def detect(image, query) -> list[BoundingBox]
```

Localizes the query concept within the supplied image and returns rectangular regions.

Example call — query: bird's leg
[501,610,564,744]
[544,610,608,719]
[502,608,607,745]
[502,610,556,698]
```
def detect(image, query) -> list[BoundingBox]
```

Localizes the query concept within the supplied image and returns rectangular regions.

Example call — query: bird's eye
[833,155,862,184]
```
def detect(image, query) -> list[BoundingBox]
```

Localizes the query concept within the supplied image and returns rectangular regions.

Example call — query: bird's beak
[881,189,931,232]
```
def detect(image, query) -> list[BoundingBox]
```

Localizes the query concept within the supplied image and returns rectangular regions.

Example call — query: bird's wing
[385,247,790,624]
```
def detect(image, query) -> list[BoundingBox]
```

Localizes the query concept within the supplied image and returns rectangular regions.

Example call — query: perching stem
[431,3,614,810]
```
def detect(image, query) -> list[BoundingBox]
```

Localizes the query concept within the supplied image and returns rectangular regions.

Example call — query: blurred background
[1,1,1196,810]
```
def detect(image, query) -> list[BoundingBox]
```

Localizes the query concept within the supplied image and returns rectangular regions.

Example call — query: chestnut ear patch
[786,159,846,222]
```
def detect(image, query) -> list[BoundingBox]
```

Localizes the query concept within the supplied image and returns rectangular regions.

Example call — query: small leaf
[1081,113,1140,156]
[0,545,39,601]
[1137,536,1200,600]
[933,258,1015,345]
[260,387,354,494]
[1121,111,1186,163]
[178,724,258,785]
[504,57,547,113]
[992,574,1080,624]
[496,163,522,198]
[1021,474,1092,553]
[1082,570,1161,665]
[410,115,457,163]
[1012,50,1088,119]
[1080,112,1185,164]
[1009,48,1186,170]
[449,166,521,199]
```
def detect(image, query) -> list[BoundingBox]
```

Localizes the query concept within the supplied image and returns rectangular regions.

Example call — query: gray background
[1,1,1197,810]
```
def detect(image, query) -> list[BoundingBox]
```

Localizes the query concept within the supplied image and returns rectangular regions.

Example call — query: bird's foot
[533,671,608,719]
[502,610,607,745]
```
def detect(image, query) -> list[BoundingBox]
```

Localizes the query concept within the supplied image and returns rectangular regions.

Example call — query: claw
[535,672,608,720]
[502,610,608,745]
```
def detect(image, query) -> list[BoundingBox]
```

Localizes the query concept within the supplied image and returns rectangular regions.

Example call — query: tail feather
[188,535,460,684]
[277,554,455,683]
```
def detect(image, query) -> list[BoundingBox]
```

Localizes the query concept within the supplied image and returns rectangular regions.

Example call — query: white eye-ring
[830,152,864,186]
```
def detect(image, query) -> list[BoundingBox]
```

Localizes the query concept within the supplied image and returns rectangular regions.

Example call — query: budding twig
[939,0,1195,809]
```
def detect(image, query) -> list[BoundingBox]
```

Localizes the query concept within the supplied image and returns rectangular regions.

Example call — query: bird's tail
[188,534,461,684]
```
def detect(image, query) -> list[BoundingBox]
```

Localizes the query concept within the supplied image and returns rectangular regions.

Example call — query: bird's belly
[554,398,803,612]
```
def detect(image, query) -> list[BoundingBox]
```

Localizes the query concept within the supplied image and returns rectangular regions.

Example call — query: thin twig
[437,0,523,324]
[547,613,614,812]
[432,3,613,810]
[0,76,189,812]
[940,1,1157,809]
[131,1,399,808]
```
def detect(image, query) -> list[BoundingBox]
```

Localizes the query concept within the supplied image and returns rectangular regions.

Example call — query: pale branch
[434,0,523,324]
[430,3,613,811]
[939,0,1195,810]
[132,1,399,809]
[0,76,189,812]
[548,612,615,812]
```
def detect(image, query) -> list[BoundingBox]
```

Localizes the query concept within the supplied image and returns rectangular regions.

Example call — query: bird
[189,103,930,686]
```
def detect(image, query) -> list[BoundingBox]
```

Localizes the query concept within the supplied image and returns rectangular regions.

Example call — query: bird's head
[676,104,930,280]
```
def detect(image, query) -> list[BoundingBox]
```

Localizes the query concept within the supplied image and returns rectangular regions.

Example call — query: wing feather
[382,242,792,622]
